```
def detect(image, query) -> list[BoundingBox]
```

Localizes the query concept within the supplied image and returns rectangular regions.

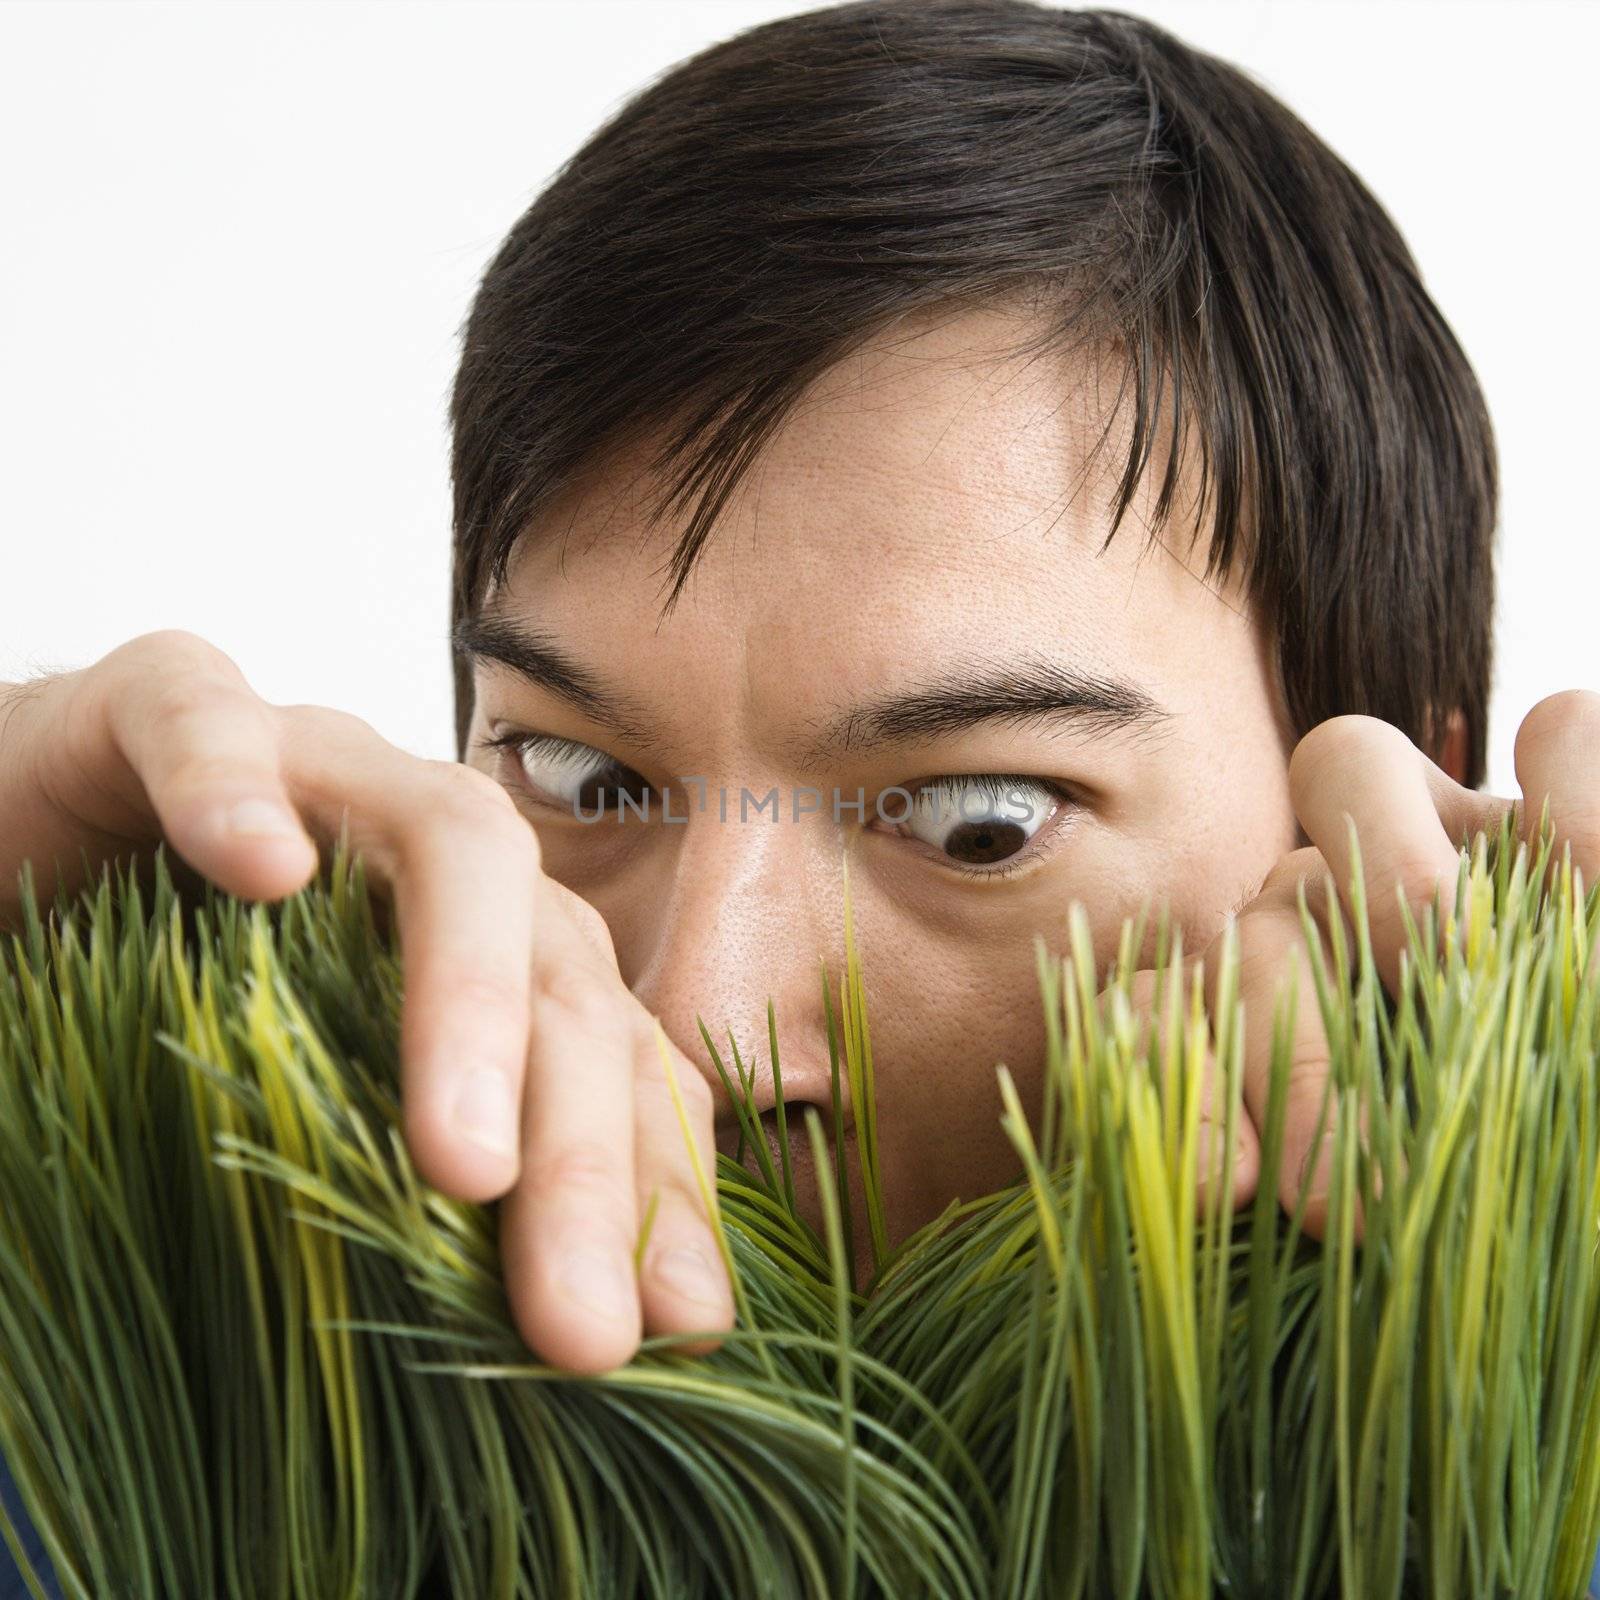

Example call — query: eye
[481,730,650,816]
[891,774,1068,873]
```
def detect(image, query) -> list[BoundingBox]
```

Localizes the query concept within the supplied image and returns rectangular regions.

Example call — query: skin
[2,305,1596,1378]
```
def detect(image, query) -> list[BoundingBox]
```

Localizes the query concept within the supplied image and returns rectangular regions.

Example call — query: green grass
[0,809,1597,1598]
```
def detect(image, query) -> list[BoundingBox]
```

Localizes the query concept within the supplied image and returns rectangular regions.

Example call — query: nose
[618,808,849,1138]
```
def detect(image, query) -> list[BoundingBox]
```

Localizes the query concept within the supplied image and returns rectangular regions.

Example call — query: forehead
[486,305,1255,727]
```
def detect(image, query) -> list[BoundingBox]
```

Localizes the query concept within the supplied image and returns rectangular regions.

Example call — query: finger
[99,631,319,900]
[1113,964,1261,1214]
[631,1027,734,1356]
[497,913,645,1373]
[525,875,728,1343]
[1206,847,1367,1242]
[1513,690,1600,887]
[1415,757,1519,856]
[388,787,543,1203]
[279,712,541,1205]
[542,872,621,969]
[1289,716,1478,996]
[284,714,646,1371]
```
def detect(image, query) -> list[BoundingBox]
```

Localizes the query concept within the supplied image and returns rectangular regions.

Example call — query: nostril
[715,1099,832,1149]
[762,1101,829,1133]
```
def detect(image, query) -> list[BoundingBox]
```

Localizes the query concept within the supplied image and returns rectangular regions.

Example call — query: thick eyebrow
[793,656,1173,764]
[456,611,1170,765]
[452,612,660,751]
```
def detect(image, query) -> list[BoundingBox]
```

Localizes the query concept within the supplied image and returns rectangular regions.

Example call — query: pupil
[576,768,648,811]
[945,819,1026,865]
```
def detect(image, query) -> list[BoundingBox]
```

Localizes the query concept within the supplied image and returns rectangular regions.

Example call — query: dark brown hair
[448,0,1497,785]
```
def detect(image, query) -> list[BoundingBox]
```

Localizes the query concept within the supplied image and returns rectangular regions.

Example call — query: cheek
[856,825,1264,1225]
[855,913,1061,1199]
[864,757,1298,1075]
[1151,744,1299,946]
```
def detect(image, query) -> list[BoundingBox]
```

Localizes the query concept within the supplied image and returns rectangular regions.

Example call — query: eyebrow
[452,611,662,752]
[795,656,1173,764]
[455,612,1171,763]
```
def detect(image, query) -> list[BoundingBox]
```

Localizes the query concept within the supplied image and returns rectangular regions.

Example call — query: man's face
[464,306,1301,1273]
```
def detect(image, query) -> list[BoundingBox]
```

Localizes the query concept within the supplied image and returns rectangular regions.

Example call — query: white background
[1,0,1593,795]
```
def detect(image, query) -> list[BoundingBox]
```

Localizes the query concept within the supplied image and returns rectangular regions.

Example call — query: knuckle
[1250,859,1341,932]
[1289,1136,1334,1208]
[279,702,380,746]
[426,761,521,830]
[530,967,622,1035]
[145,674,256,735]
[1519,688,1600,749]
[438,966,530,1021]
[119,628,239,679]
[1260,845,1333,898]
[1289,715,1405,789]
[1284,1047,1335,1095]
[525,1140,631,1207]
[1102,968,1174,1049]
[1234,921,1312,1001]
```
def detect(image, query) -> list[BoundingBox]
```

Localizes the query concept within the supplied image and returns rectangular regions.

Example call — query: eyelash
[892,772,1079,882]
[477,728,645,802]
[478,730,1077,879]
[480,727,619,763]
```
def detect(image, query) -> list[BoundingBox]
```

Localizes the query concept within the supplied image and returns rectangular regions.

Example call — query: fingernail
[560,1251,633,1321]
[224,799,302,840]
[451,1068,518,1159]
[654,1246,728,1309]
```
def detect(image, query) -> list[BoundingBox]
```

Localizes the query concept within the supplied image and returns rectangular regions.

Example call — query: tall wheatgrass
[0,809,1596,1598]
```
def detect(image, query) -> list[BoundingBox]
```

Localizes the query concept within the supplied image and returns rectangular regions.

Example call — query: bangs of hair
[449,0,1495,781]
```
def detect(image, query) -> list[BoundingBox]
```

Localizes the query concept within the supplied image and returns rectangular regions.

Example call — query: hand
[0,630,735,1374]
[1113,692,1600,1242]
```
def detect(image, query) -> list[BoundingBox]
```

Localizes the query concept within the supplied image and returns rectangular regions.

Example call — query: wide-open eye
[897,775,1062,868]
[501,732,650,815]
